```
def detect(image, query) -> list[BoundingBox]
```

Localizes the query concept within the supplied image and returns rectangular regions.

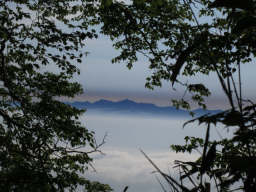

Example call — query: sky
[82,111,232,192]
[17,0,255,110]
[68,30,255,192]
[70,34,256,110]
[46,29,255,192]
[8,2,255,191]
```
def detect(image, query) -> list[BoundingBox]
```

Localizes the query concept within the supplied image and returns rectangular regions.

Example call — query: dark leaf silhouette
[201,142,217,174]
[209,0,253,10]
[123,186,129,192]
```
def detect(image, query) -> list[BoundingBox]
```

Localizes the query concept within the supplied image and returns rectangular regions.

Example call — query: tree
[98,0,256,191]
[0,1,111,191]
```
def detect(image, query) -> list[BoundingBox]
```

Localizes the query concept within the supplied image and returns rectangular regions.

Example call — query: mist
[80,110,233,192]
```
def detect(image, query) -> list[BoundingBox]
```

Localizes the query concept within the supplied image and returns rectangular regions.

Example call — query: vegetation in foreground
[1,0,256,191]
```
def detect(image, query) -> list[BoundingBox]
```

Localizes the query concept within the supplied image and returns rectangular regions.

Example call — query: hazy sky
[10,3,255,192]
[71,34,256,109]
[82,111,233,192]
[67,34,245,191]
[72,34,247,191]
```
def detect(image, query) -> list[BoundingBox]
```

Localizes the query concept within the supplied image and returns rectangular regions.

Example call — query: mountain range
[68,99,221,118]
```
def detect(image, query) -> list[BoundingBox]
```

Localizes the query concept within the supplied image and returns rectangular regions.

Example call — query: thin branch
[140,149,190,192]
[213,175,220,192]
[183,0,200,26]
[230,73,241,111]
[200,123,210,184]
[155,174,168,192]
[213,63,235,109]
[214,125,223,140]
[225,54,234,110]
[238,61,242,112]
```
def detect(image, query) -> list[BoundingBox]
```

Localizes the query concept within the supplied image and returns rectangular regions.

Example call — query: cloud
[87,147,199,192]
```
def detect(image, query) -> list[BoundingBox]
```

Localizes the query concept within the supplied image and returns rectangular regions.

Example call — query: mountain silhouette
[69,99,221,117]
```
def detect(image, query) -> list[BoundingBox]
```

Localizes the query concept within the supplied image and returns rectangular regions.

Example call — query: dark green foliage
[0,1,111,191]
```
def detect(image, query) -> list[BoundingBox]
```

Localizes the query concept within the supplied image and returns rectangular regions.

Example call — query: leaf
[123,186,129,192]
[221,110,243,126]
[209,0,253,10]
[201,142,217,174]
[232,16,256,34]
[170,45,195,85]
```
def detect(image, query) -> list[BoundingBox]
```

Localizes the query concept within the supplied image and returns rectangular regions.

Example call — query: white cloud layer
[87,147,199,192]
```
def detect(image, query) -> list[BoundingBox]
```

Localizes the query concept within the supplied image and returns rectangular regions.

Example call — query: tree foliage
[2,0,256,191]
[0,0,111,191]
[98,0,256,191]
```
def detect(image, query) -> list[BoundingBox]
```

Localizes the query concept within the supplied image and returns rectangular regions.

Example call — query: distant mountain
[68,99,221,118]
